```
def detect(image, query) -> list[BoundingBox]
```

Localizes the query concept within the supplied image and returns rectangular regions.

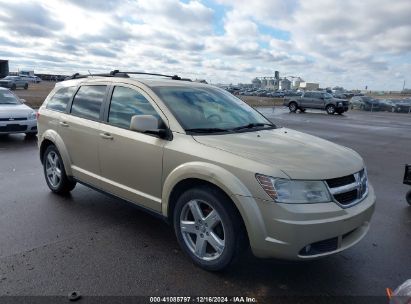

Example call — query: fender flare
[161,162,267,240]
[40,130,73,176]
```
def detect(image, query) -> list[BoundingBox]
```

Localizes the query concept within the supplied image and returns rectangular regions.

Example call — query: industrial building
[251,71,319,91]
[0,59,9,78]
[299,82,320,91]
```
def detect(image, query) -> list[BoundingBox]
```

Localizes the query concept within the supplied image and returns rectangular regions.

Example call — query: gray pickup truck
[283,91,349,115]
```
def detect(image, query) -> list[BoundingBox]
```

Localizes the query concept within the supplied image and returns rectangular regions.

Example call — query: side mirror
[130,115,171,139]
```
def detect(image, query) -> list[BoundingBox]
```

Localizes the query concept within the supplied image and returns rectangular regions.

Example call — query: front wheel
[173,186,247,271]
[288,102,297,113]
[43,145,76,194]
[326,104,336,115]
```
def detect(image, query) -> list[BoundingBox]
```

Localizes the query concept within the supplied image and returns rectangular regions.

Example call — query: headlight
[28,111,36,120]
[256,174,331,204]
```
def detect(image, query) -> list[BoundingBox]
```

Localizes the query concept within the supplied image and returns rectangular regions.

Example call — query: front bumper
[0,82,12,88]
[0,119,37,134]
[234,184,376,260]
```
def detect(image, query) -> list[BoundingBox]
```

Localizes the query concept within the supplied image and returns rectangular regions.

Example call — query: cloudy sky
[0,0,410,90]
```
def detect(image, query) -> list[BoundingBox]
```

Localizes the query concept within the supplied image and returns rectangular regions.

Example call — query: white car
[0,87,37,136]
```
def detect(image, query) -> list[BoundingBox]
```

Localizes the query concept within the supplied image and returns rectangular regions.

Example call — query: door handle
[59,121,69,127]
[99,132,113,140]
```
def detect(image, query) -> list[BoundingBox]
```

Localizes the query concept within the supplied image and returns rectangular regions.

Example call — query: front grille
[334,189,358,205]
[326,169,368,207]
[0,124,27,132]
[0,117,27,121]
[326,174,355,188]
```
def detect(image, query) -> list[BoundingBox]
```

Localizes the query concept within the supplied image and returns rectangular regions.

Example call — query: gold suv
[37,72,375,271]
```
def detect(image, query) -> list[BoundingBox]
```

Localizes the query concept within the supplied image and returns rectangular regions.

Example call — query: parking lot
[0,108,410,300]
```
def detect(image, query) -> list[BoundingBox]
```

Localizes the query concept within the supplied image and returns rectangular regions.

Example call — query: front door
[98,84,167,212]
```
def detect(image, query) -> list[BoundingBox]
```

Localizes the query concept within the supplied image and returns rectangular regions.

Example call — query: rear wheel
[326,104,336,115]
[288,102,297,113]
[173,186,247,271]
[43,145,76,194]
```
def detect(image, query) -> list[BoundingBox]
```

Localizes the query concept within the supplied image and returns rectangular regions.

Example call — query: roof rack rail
[65,70,191,81]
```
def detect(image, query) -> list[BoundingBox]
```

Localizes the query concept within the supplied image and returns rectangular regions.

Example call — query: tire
[406,190,411,206]
[24,83,28,90]
[43,145,76,194]
[11,84,16,90]
[288,102,297,113]
[326,104,336,115]
[173,185,247,271]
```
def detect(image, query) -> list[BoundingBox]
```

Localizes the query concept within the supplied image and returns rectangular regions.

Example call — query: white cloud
[0,0,410,90]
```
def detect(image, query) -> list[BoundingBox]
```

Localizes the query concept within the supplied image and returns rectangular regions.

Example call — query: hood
[0,104,34,118]
[193,128,364,180]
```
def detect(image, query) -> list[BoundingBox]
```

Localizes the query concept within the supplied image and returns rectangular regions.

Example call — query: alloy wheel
[45,151,62,188]
[180,199,226,261]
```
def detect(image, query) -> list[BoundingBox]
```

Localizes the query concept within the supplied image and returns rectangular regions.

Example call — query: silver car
[0,76,29,90]
[0,87,37,136]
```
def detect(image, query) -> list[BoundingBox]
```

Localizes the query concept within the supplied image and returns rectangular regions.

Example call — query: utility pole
[403,79,406,91]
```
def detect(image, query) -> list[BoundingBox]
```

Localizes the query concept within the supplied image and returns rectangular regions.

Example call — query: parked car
[270,92,285,98]
[0,76,29,90]
[350,96,380,111]
[393,99,411,113]
[378,99,411,113]
[283,91,349,114]
[37,72,375,271]
[29,76,42,83]
[0,87,37,136]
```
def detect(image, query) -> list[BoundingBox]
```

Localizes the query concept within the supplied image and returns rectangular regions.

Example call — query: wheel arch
[39,130,73,176]
[162,162,257,240]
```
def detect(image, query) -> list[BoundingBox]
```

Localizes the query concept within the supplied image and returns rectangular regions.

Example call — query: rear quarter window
[46,87,77,112]
[70,85,107,120]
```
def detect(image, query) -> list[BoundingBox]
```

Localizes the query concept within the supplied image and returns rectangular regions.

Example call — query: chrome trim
[326,169,368,208]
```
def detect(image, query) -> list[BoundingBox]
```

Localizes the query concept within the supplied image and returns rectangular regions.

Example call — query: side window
[108,86,160,129]
[304,92,312,98]
[46,87,76,112]
[71,85,106,120]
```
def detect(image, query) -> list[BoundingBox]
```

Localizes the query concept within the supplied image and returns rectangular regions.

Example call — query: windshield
[153,86,274,133]
[0,90,21,105]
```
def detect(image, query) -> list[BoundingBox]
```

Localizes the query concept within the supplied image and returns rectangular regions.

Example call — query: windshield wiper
[185,128,229,134]
[231,123,275,132]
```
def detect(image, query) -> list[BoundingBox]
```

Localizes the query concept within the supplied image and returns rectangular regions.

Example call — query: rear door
[59,84,109,187]
[301,92,313,108]
[98,84,167,212]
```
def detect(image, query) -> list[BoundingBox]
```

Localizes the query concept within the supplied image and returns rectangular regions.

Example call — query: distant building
[19,70,35,77]
[299,82,319,91]
[0,59,9,78]
[279,78,291,90]
[252,77,262,88]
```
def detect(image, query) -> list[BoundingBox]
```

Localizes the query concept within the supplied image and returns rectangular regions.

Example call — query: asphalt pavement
[0,108,410,300]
